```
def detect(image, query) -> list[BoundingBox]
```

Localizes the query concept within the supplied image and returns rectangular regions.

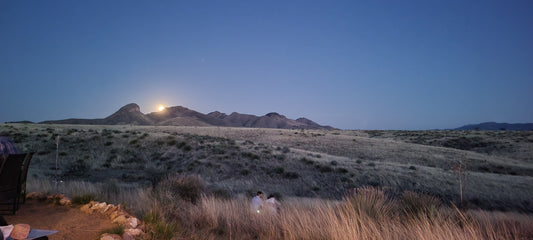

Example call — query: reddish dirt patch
[4,200,115,240]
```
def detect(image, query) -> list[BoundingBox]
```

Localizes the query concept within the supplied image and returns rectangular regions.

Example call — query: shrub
[409,166,417,170]
[281,146,290,153]
[271,166,285,174]
[300,157,314,165]
[337,167,349,174]
[156,175,206,204]
[283,172,300,179]
[183,145,192,151]
[318,165,333,173]
[64,159,90,177]
[167,139,177,146]
[101,225,124,236]
[242,152,260,160]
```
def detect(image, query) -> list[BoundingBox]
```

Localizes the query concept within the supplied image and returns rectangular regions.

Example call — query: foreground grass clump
[100,224,125,236]
[143,209,177,240]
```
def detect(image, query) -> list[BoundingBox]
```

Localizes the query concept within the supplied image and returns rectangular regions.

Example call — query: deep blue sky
[1,1,532,130]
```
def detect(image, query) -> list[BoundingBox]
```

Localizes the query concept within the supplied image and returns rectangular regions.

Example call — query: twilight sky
[1,1,532,130]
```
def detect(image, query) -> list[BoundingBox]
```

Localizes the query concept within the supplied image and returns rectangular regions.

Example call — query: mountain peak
[265,112,285,118]
[117,103,141,113]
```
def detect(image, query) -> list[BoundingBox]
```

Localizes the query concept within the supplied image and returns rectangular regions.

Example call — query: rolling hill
[455,122,533,131]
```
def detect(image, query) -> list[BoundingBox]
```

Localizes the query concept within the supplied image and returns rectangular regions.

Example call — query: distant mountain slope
[41,103,335,130]
[455,122,533,131]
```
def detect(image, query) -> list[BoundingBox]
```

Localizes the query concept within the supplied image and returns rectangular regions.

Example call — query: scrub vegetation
[1,123,532,239]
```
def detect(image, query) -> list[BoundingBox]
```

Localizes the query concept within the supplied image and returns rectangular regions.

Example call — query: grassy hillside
[1,123,532,212]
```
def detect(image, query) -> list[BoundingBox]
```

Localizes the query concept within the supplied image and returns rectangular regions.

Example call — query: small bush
[271,167,285,174]
[337,167,349,174]
[101,224,124,236]
[281,146,290,153]
[283,172,300,179]
[318,165,333,173]
[156,175,206,204]
[167,139,177,146]
[301,157,314,165]
[64,159,90,177]
[409,166,417,170]
[330,161,338,166]
[242,152,260,160]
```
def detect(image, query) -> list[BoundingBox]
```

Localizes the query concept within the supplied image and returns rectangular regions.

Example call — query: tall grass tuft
[155,174,206,204]
[342,186,393,221]
[398,191,441,220]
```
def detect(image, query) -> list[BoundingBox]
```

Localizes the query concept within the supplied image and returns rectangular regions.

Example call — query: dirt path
[4,200,115,240]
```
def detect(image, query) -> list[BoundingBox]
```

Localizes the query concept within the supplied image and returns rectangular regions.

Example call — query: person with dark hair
[250,191,264,213]
[265,194,281,214]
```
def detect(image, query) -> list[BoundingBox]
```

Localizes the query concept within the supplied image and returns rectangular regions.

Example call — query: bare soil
[4,200,114,240]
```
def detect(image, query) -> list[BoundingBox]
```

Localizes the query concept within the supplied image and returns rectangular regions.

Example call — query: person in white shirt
[265,194,280,214]
[251,191,264,213]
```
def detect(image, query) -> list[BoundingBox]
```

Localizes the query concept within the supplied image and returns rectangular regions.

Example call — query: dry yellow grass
[153,186,533,240]
[25,175,533,239]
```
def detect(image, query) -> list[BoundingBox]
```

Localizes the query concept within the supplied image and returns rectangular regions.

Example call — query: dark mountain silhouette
[104,103,154,125]
[455,122,533,131]
[40,103,335,130]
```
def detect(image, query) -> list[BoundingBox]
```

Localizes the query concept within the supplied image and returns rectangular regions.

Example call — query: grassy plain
[1,123,532,239]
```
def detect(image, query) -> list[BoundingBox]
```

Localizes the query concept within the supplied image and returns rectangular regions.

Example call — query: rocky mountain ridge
[40,103,335,130]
